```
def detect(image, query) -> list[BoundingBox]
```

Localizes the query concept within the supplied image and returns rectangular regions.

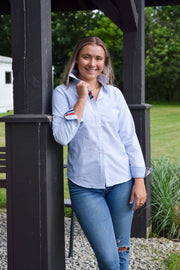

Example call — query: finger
[134,200,145,211]
[79,81,88,87]
[129,191,134,205]
[133,198,141,211]
[133,202,139,211]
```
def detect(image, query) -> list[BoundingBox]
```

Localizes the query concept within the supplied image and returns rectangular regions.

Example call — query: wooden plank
[52,0,138,31]
[0,159,6,166]
[123,0,152,238]
[0,180,7,188]
[85,0,138,31]
[1,0,180,16]
[0,167,6,173]
[123,0,145,104]
[11,0,52,114]
[0,2,10,14]
[9,0,65,269]
[145,0,180,6]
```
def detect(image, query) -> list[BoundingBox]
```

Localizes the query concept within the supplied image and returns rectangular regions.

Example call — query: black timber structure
[0,0,179,269]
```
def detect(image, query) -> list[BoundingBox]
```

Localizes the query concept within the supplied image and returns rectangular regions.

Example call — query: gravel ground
[0,210,180,270]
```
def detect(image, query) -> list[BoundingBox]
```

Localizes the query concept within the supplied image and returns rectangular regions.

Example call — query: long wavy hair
[63,36,114,86]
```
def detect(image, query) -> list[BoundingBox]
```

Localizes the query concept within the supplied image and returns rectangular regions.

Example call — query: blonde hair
[63,36,114,86]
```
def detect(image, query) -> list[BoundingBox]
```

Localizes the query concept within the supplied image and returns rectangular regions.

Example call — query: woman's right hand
[74,81,89,122]
[76,80,89,101]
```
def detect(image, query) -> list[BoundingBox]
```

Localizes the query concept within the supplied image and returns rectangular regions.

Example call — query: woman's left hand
[129,178,147,211]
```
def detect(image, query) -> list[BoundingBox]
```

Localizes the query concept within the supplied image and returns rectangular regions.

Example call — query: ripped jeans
[68,179,135,270]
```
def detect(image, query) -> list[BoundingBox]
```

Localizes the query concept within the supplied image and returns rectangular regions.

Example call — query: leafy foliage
[145,7,180,103]
[0,15,11,56]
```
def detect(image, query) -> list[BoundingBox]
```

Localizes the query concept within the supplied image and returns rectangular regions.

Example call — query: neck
[89,82,101,91]
[78,75,99,90]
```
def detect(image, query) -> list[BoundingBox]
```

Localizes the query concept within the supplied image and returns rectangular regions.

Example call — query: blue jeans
[68,179,135,270]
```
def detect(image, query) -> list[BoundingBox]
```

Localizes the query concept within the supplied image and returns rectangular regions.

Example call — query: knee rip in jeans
[116,239,129,252]
[118,247,129,252]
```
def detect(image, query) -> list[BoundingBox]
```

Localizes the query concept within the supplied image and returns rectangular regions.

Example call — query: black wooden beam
[5,0,65,269]
[1,115,65,270]
[0,0,138,32]
[90,0,138,32]
[145,0,180,6]
[123,0,152,238]
[1,0,180,15]
[123,1,145,104]
[0,1,10,14]
[51,0,96,12]
[11,0,53,114]
[52,0,138,31]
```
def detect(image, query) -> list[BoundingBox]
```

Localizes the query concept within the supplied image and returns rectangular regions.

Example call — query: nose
[89,57,96,67]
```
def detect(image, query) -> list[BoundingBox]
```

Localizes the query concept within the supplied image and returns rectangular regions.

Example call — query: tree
[0,15,11,56]
[145,6,180,103]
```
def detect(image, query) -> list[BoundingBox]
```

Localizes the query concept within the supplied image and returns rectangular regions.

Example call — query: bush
[151,158,180,239]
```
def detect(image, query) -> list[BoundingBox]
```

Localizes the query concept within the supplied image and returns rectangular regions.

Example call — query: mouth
[86,68,98,72]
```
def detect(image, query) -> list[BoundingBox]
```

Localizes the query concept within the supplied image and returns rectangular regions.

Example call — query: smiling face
[77,44,105,84]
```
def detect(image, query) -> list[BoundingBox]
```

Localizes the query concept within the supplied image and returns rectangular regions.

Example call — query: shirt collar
[69,70,109,88]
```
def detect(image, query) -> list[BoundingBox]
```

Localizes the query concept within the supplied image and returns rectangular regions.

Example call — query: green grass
[150,105,180,162]
[0,189,6,209]
[63,145,69,198]
[0,111,13,146]
[166,252,180,270]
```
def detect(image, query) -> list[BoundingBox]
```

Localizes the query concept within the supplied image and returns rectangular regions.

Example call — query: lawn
[0,111,13,146]
[150,105,180,162]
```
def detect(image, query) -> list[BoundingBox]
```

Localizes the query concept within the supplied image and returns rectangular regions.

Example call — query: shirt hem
[68,176,132,189]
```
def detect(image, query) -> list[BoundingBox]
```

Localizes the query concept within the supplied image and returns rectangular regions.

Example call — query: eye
[96,56,104,61]
[82,55,89,59]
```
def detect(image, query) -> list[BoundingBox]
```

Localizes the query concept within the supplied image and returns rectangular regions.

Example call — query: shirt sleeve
[52,86,82,145]
[117,90,151,178]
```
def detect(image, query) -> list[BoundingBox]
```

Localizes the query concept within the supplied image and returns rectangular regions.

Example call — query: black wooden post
[1,0,65,269]
[123,0,152,237]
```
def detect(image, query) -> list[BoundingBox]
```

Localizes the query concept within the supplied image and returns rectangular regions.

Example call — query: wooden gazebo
[0,0,179,269]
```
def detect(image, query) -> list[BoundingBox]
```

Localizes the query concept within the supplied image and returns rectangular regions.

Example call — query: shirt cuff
[64,109,78,120]
[64,109,84,124]
[145,167,152,177]
[131,167,152,178]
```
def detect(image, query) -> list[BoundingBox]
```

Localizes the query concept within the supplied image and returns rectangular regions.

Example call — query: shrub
[151,158,180,239]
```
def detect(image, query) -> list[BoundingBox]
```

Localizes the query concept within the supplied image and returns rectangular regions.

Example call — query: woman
[52,36,151,270]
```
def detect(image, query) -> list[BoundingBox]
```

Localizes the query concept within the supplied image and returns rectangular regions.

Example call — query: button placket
[95,101,106,185]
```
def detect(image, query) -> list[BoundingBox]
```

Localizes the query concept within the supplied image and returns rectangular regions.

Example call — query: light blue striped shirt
[52,72,150,188]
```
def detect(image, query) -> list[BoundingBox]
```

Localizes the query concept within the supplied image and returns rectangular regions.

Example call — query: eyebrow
[82,53,104,58]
